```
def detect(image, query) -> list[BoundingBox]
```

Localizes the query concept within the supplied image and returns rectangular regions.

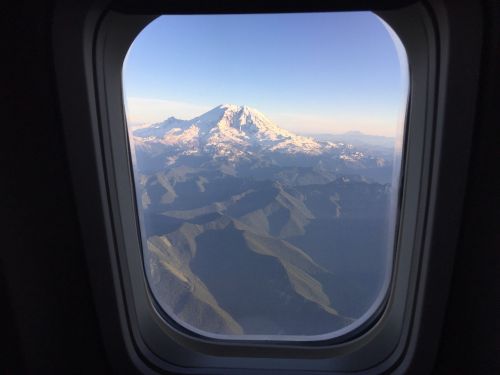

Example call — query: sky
[123,12,408,137]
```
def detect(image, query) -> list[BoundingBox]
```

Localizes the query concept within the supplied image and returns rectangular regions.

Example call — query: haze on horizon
[123,12,408,137]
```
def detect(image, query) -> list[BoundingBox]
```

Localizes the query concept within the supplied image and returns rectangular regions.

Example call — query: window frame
[52,0,483,373]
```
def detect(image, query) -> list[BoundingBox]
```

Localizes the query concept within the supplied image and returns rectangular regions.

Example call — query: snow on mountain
[132,104,332,159]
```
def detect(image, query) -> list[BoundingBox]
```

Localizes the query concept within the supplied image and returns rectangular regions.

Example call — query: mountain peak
[215,104,267,117]
[217,103,250,111]
[217,103,241,111]
[132,104,329,159]
[192,104,283,134]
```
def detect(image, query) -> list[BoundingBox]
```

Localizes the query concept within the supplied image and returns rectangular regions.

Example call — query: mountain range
[132,104,393,183]
[131,104,398,337]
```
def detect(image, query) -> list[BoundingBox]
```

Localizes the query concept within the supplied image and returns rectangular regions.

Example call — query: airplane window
[122,12,408,340]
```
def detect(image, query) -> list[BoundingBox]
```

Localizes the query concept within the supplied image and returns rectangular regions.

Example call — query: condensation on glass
[122,12,409,340]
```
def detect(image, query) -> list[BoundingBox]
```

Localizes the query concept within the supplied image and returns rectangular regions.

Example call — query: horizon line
[124,97,401,138]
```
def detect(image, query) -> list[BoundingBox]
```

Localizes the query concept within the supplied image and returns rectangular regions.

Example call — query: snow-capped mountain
[133,104,340,159]
[131,104,391,182]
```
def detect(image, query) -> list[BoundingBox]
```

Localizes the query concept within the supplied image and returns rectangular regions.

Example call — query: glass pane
[123,12,408,340]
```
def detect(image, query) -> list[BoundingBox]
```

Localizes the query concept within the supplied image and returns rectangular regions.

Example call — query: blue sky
[123,12,408,136]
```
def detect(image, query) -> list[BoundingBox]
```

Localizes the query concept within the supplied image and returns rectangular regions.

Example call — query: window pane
[123,12,408,340]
